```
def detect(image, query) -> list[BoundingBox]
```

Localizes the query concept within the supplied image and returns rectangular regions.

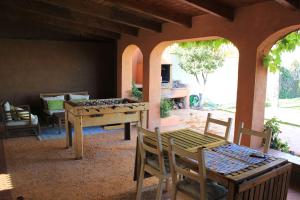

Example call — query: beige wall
[117,1,300,146]
[0,39,116,115]
[132,49,143,85]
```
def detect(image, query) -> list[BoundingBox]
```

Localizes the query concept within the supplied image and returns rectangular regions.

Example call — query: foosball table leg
[124,123,131,140]
[67,122,72,147]
[75,117,83,159]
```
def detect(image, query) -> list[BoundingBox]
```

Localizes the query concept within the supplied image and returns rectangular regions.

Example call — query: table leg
[68,122,72,147]
[75,117,83,159]
[134,137,140,181]
[227,182,236,200]
[65,112,70,148]
[125,123,130,140]
[58,118,62,134]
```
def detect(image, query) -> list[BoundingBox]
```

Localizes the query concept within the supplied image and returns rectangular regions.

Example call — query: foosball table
[64,98,149,159]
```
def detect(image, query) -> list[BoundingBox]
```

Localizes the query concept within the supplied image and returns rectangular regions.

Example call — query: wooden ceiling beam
[0,15,110,41]
[36,0,161,32]
[178,0,234,20]
[275,0,299,9]
[0,4,120,40]
[3,0,137,36]
[101,0,192,27]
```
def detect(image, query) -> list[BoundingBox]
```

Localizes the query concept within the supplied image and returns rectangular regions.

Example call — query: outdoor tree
[172,40,226,106]
[264,29,300,72]
[263,30,300,106]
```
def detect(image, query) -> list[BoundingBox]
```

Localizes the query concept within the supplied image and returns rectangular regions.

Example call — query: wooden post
[74,116,83,159]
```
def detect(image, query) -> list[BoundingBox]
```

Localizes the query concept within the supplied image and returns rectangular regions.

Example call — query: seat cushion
[47,100,64,110]
[31,115,39,125]
[177,178,227,200]
[6,121,30,126]
[69,94,89,101]
[44,109,65,115]
[6,115,38,126]
[42,95,65,101]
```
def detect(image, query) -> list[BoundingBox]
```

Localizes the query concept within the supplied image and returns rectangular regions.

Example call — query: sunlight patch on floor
[0,174,13,191]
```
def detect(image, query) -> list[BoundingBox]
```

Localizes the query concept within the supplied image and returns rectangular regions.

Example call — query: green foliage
[264,118,290,153]
[178,39,229,50]
[131,82,142,101]
[279,68,295,99]
[279,61,300,99]
[175,47,224,75]
[264,30,300,72]
[160,99,172,118]
[172,42,225,84]
[172,39,227,107]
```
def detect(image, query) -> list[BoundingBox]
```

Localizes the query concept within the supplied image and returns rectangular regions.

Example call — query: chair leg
[171,185,177,200]
[156,177,164,200]
[163,177,170,192]
[170,177,177,200]
[136,163,145,200]
[37,124,41,135]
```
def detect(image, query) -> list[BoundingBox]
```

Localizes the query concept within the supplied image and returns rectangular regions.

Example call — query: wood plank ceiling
[0,0,296,41]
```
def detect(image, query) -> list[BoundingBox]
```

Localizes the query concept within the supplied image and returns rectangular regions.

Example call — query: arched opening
[259,25,300,156]
[148,38,239,140]
[121,45,143,99]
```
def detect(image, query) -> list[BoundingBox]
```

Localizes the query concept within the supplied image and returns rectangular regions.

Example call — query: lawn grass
[279,97,300,108]
[217,107,300,128]
[282,106,300,110]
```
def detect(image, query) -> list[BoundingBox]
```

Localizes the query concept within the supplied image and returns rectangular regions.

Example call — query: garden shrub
[264,118,290,153]
[131,82,142,101]
[160,99,172,118]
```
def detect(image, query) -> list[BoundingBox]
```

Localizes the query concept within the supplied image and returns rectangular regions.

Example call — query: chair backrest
[168,138,207,200]
[0,101,31,124]
[137,127,166,176]
[237,122,272,153]
[204,113,232,141]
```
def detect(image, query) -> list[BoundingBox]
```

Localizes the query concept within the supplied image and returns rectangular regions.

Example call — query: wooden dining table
[134,128,292,200]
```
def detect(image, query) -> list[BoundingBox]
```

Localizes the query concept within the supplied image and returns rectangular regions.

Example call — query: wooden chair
[136,127,169,200]
[204,113,232,141]
[237,122,272,153]
[167,138,227,200]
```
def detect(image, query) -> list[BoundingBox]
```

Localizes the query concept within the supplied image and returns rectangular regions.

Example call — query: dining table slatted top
[143,128,288,185]
[144,128,226,151]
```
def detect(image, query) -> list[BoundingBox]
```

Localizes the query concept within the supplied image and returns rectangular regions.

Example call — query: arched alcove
[258,25,300,155]
[121,44,143,98]
[146,38,239,132]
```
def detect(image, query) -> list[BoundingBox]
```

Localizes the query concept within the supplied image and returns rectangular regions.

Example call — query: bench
[40,91,89,126]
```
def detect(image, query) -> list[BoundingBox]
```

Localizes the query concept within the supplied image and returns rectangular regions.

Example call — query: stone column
[143,51,161,130]
[234,44,268,148]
